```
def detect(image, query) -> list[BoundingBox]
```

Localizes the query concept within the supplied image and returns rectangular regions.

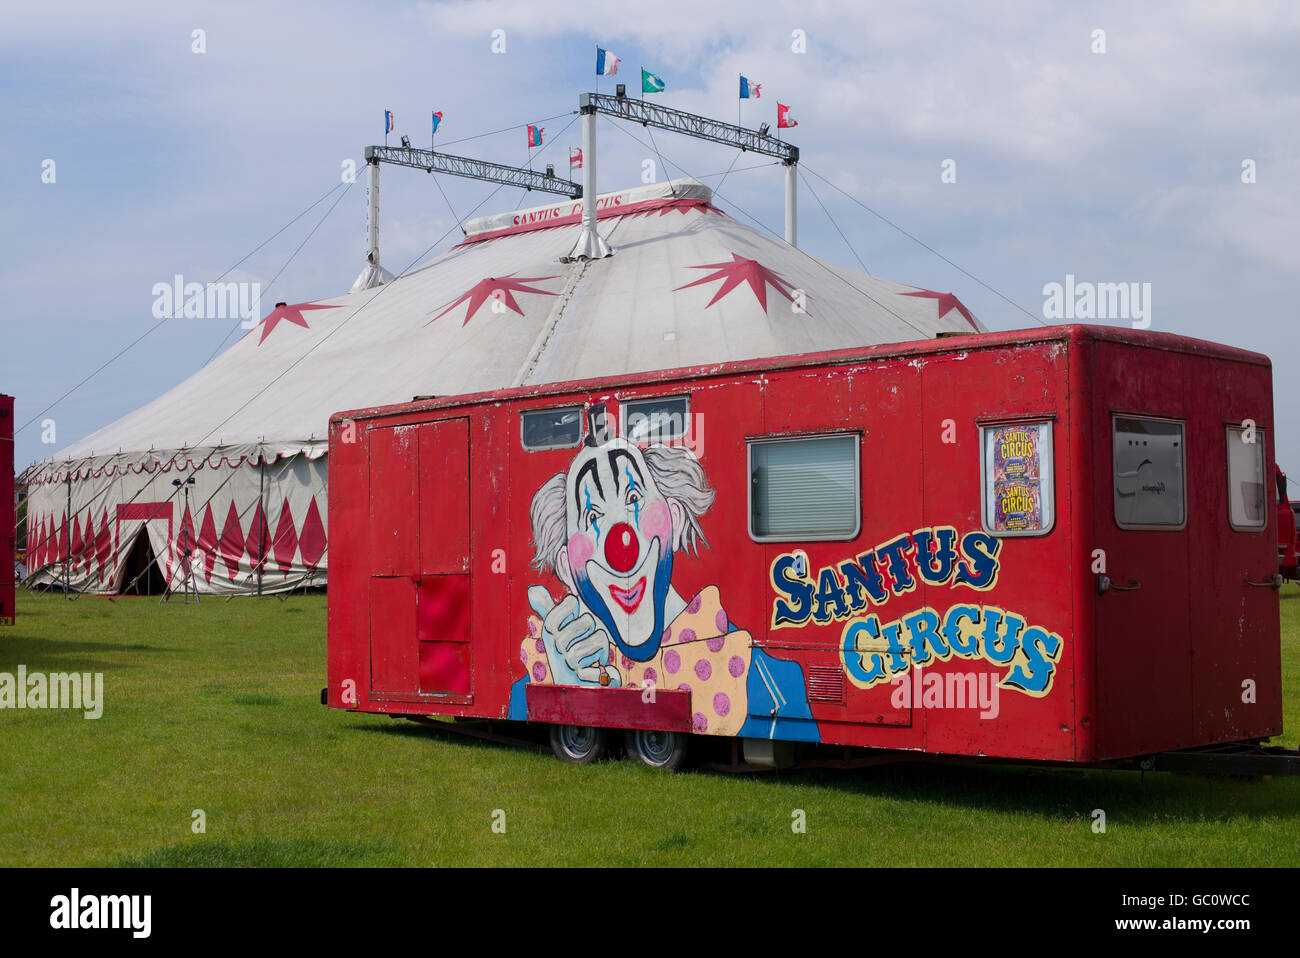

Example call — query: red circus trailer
[2,394,14,625]
[325,325,1293,772]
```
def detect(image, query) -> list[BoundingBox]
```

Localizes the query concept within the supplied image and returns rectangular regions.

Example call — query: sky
[2,0,1298,473]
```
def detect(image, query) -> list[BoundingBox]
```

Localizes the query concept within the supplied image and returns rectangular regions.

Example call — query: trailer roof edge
[330,324,1270,425]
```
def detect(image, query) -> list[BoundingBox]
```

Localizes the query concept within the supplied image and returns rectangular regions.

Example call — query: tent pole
[365,157,381,274]
[784,159,798,248]
[566,93,611,260]
[63,474,71,597]
[256,453,265,597]
[582,99,596,238]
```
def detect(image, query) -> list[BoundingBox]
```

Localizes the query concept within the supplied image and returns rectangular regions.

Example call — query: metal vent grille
[806,666,845,703]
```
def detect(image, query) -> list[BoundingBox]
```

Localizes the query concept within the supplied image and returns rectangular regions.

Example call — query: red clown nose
[604,522,640,573]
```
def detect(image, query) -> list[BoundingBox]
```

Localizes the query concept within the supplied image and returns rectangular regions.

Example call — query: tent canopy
[27,177,983,594]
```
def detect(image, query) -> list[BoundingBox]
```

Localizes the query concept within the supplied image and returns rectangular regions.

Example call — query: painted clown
[507,434,819,742]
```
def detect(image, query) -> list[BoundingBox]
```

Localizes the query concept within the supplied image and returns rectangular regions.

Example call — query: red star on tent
[674,253,804,314]
[901,289,976,328]
[255,301,342,345]
[428,273,559,327]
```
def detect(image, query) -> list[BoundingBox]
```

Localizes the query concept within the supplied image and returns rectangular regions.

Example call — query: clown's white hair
[530,444,716,574]
[529,473,568,574]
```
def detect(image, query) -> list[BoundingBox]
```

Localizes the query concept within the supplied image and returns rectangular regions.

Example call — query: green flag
[641,68,665,93]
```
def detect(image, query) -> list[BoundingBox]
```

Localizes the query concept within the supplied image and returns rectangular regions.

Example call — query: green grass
[2,589,1299,867]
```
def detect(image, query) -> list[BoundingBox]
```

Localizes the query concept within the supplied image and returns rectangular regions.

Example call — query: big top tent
[24,177,983,595]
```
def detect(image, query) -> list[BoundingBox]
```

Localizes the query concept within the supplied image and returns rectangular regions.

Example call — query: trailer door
[759,366,916,736]
[368,418,473,701]
[416,418,472,698]
[369,424,420,696]
[1093,399,1194,756]
[1186,413,1281,742]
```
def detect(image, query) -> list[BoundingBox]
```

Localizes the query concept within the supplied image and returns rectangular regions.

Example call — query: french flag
[740,76,761,99]
[384,110,394,133]
[596,48,619,75]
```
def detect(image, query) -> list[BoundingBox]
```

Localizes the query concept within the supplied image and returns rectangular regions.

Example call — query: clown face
[562,439,675,661]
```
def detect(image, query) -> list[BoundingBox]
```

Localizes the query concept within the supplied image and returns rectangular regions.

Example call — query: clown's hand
[528,586,622,688]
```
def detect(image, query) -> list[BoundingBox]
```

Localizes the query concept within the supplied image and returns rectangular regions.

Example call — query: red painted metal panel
[370,575,418,695]
[417,574,470,641]
[326,416,369,709]
[761,363,917,737]
[1,395,13,625]
[1067,344,1099,762]
[472,407,513,718]
[418,418,470,575]
[1185,354,1281,743]
[1091,340,1194,758]
[417,574,471,695]
[526,683,692,731]
[419,641,471,695]
[919,344,1076,762]
[369,425,419,577]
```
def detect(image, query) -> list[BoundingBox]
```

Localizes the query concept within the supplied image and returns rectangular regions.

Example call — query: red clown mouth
[608,576,647,614]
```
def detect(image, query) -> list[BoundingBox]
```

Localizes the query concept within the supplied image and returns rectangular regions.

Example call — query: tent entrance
[118,528,166,595]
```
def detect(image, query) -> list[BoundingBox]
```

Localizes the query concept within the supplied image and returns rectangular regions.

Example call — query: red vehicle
[1277,464,1298,581]
[2,394,13,625]
[325,325,1291,772]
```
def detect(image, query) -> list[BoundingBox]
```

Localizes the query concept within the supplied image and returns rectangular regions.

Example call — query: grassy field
[2,588,1299,867]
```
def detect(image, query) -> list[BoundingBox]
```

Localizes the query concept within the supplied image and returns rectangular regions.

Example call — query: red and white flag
[777,103,798,129]
[569,147,583,171]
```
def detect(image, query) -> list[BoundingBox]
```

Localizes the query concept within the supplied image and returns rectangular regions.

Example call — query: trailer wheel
[624,729,689,771]
[548,724,610,764]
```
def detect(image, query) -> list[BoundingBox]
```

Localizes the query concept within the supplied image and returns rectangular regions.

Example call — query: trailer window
[1113,416,1186,529]
[521,407,582,450]
[748,434,860,541]
[1226,424,1266,531]
[980,421,1055,536]
[623,395,689,444]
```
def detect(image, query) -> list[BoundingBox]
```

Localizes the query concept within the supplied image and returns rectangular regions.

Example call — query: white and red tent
[25,178,983,594]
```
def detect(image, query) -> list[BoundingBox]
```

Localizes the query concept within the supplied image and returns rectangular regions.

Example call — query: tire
[548,724,609,764]
[624,728,690,771]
